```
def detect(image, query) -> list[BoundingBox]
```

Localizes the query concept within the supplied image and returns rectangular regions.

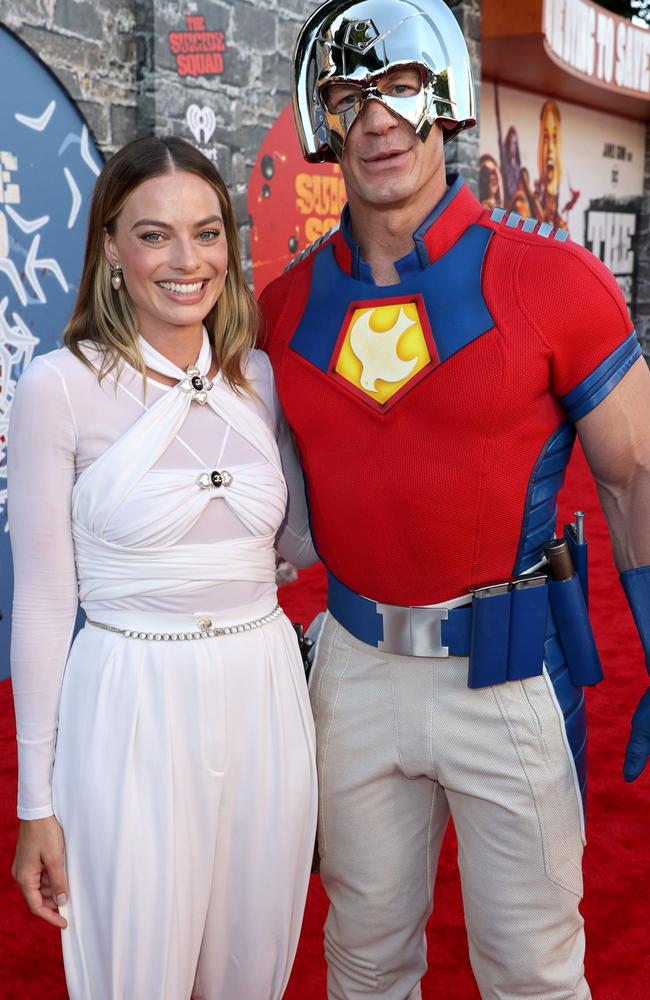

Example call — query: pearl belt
[86,604,282,641]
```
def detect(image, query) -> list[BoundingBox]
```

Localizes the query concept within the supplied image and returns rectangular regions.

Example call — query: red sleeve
[258,258,315,372]
[258,272,289,359]
[516,239,639,421]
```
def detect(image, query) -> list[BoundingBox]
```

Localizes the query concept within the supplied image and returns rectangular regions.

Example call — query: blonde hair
[63,136,259,393]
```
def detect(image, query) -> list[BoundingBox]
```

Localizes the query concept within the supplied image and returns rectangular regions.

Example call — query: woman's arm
[8,355,79,925]
[12,817,68,928]
[8,355,79,817]
[274,402,318,569]
[276,412,318,568]
[251,349,317,568]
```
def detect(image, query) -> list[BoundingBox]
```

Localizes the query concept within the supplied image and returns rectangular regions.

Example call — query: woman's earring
[110,261,123,290]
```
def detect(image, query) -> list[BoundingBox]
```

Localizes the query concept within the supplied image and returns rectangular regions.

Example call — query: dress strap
[138,328,213,381]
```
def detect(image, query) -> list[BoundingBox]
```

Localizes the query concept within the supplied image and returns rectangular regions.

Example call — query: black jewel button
[210,470,223,488]
[191,375,204,391]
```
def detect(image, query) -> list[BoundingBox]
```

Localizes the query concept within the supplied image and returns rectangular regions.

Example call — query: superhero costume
[262,172,640,1000]
[263,174,637,609]
[262,178,639,1000]
[261,174,638,999]
[269,1,648,995]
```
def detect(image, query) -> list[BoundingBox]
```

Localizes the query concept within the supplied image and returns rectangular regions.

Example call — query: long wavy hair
[63,136,259,393]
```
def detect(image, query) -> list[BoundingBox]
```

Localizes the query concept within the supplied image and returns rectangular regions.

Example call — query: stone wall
[0,0,138,154]
[141,1,316,265]
[444,0,481,192]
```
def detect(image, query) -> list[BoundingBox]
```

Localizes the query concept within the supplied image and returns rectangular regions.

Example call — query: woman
[9,136,317,999]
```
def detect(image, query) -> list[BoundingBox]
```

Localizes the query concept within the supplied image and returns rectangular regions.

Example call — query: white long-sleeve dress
[8,330,318,1000]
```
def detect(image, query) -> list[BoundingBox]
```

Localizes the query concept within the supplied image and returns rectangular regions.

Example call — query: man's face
[323,68,445,213]
[540,107,561,193]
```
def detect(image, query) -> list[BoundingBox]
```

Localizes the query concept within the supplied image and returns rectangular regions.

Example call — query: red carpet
[1,443,649,998]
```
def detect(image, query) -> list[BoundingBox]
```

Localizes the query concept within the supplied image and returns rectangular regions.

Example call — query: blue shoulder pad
[284,224,340,273]
[490,207,569,243]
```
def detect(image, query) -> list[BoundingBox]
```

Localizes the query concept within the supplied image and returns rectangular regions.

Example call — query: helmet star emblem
[344,19,379,51]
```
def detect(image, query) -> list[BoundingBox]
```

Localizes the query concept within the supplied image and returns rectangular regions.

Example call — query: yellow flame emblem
[334,301,431,405]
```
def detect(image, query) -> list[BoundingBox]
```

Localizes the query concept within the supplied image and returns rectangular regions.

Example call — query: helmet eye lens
[322,82,364,115]
[322,69,423,116]
[377,68,423,99]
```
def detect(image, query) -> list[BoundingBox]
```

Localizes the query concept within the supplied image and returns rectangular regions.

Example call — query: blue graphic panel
[0,27,104,679]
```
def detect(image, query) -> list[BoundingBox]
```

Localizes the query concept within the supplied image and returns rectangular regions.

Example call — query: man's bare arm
[577,356,650,572]
[576,356,650,781]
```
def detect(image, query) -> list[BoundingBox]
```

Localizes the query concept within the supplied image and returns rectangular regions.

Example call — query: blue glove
[620,568,650,782]
[623,687,650,782]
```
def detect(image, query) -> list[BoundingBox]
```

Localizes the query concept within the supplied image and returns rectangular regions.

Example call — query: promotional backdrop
[0,27,103,679]
[248,103,344,296]
[479,80,645,307]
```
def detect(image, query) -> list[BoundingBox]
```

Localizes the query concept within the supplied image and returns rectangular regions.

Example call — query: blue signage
[0,27,104,678]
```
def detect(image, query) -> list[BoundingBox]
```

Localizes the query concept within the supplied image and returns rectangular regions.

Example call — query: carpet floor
[1,444,648,998]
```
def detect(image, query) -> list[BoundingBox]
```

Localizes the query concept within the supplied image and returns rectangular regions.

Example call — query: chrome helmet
[292,0,476,162]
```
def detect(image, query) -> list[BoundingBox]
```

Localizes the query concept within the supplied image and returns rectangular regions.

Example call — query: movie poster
[480,80,645,308]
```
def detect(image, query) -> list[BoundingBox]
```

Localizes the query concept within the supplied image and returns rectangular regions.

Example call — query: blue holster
[467,522,603,689]
[546,524,603,687]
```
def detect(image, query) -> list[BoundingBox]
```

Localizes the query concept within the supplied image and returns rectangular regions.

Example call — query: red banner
[249,103,345,296]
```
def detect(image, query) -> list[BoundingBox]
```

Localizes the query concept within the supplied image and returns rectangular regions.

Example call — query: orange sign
[482,0,650,121]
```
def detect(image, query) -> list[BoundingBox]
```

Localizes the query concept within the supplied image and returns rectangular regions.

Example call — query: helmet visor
[319,66,446,152]
[321,66,423,114]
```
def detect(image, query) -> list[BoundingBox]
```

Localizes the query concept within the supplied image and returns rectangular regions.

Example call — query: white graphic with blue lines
[0,26,103,678]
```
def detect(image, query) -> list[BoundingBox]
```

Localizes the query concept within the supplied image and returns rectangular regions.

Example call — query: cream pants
[53,599,317,1000]
[310,614,590,1000]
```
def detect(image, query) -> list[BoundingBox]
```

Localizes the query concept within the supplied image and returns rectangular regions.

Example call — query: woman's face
[103,170,229,342]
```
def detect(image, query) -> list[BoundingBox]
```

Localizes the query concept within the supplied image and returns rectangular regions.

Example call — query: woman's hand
[12,816,68,928]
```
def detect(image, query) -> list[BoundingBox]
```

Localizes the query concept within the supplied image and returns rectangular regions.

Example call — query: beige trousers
[310,613,590,1000]
[53,600,317,1000]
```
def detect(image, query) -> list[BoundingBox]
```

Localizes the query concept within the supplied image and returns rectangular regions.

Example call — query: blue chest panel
[289,224,495,374]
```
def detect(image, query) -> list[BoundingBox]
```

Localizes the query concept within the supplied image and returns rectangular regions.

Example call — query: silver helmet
[292,0,476,162]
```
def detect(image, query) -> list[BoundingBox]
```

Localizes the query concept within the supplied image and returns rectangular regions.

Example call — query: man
[261,2,650,997]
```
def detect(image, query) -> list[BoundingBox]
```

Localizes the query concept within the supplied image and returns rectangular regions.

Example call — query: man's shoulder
[284,222,340,275]
[484,206,571,249]
[260,224,340,332]
[484,206,626,306]
[262,223,340,299]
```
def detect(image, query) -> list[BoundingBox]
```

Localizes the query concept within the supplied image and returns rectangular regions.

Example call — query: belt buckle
[376,603,449,657]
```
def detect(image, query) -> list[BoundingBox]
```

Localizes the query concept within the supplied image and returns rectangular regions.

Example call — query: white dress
[8,331,318,1000]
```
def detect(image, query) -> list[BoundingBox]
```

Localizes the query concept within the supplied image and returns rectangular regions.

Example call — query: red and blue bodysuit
[261,174,639,801]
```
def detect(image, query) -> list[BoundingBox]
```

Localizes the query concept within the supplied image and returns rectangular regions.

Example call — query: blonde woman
[9,136,317,999]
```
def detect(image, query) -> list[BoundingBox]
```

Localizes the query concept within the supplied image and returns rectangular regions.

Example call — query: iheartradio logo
[186,104,217,146]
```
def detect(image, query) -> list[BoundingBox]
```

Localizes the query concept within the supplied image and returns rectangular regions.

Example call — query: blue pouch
[507,577,548,681]
[468,585,511,689]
